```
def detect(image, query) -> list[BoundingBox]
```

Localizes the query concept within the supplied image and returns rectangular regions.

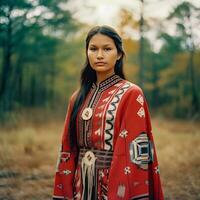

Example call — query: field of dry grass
[0,117,200,200]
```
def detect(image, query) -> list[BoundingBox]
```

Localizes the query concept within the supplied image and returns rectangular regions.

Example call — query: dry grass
[0,117,200,200]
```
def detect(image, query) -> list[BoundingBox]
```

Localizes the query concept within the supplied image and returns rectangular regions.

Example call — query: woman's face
[87,33,121,74]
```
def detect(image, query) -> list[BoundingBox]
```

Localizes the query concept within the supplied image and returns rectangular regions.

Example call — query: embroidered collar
[92,74,123,91]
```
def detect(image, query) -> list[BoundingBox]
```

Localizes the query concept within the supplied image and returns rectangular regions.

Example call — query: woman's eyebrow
[89,43,113,47]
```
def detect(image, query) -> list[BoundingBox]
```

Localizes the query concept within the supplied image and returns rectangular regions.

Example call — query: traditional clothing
[53,74,164,200]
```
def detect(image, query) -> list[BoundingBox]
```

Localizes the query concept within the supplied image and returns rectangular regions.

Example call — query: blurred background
[0,0,200,199]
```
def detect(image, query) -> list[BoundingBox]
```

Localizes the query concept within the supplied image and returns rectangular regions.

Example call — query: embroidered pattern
[137,107,145,118]
[129,132,154,170]
[62,169,71,175]
[104,82,133,150]
[136,94,144,106]
[60,152,70,162]
[124,166,131,175]
[99,170,105,178]
[119,129,128,138]
[56,184,63,190]
[117,184,126,198]
[155,166,160,174]
[95,128,101,136]
[56,146,70,172]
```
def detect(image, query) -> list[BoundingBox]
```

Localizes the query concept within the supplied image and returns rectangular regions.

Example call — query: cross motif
[63,169,71,175]
[155,166,160,174]
[119,129,128,138]
[124,166,131,175]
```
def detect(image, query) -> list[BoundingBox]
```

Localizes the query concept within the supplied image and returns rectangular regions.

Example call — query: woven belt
[78,148,113,169]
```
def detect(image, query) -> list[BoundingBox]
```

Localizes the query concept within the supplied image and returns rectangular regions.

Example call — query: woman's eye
[105,48,111,51]
[89,47,97,51]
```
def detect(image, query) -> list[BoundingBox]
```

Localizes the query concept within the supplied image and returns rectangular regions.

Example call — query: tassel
[81,151,97,200]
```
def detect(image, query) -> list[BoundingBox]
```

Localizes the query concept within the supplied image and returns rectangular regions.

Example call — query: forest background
[0,0,200,199]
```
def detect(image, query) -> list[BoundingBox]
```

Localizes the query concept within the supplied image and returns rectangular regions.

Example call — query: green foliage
[0,0,200,124]
[0,0,80,119]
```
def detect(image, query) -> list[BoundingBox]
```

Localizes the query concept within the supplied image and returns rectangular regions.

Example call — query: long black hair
[69,25,126,150]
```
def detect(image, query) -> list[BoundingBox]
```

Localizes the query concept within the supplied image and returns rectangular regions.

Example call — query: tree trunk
[139,0,144,88]
[187,13,199,116]
[0,5,13,111]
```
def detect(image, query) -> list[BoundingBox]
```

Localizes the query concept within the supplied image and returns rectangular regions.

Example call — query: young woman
[53,25,164,200]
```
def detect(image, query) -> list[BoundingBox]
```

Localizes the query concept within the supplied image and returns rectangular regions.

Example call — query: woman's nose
[97,49,103,59]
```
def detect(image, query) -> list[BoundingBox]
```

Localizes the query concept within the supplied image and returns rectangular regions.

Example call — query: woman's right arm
[53,91,78,200]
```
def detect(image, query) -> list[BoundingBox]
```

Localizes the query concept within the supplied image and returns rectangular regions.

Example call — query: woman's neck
[96,71,115,85]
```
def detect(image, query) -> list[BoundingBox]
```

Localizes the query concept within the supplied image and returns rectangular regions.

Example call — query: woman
[53,25,164,200]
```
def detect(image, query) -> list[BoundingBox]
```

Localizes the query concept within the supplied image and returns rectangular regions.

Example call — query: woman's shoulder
[71,89,79,99]
[122,79,144,97]
[69,89,79,103]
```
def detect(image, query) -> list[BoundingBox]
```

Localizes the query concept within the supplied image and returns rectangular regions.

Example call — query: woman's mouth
[95,62,106,66]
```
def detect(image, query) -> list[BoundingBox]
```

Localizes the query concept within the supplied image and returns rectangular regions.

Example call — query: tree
[0,0,77,113]
[167,1,200,116]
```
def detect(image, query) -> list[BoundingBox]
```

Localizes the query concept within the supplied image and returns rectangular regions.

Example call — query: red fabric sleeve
[108,85,164,200]
[144,96,164,200]
[52,92,78,200]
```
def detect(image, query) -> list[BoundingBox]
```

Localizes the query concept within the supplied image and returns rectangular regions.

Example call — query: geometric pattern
[129,132,154,170]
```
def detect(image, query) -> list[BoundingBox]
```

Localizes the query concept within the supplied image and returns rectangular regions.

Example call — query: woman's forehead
[89,34,115,46]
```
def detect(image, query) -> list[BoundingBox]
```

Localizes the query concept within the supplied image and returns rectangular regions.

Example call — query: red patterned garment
[53,74,164,200]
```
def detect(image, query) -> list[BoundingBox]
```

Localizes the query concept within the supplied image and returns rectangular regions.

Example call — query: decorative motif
[95,112,103,118]
[115,82,123,87]
[82,107,93,120]
[119,129,128,138]
[57,184,63,190]
[60,152,70,162]
[62,169,71,175]
[81,151,97,200]
[155,166,160,174]
[74,192,81,200]
[82,151,97,167]
[104,83,133,150]
[108,89,116,94]
[124,166,131,175]
[99,170,105,178]
[117,184,126,198]
[95,128,101,136]
[98,104,105,110]
[102,97,110,102]
[55,148,70,172]
[129,132,154,170]
[136,94,144,106]
[137,107,145,118]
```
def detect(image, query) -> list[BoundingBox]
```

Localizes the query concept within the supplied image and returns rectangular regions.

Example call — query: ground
[0,117,200,200]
